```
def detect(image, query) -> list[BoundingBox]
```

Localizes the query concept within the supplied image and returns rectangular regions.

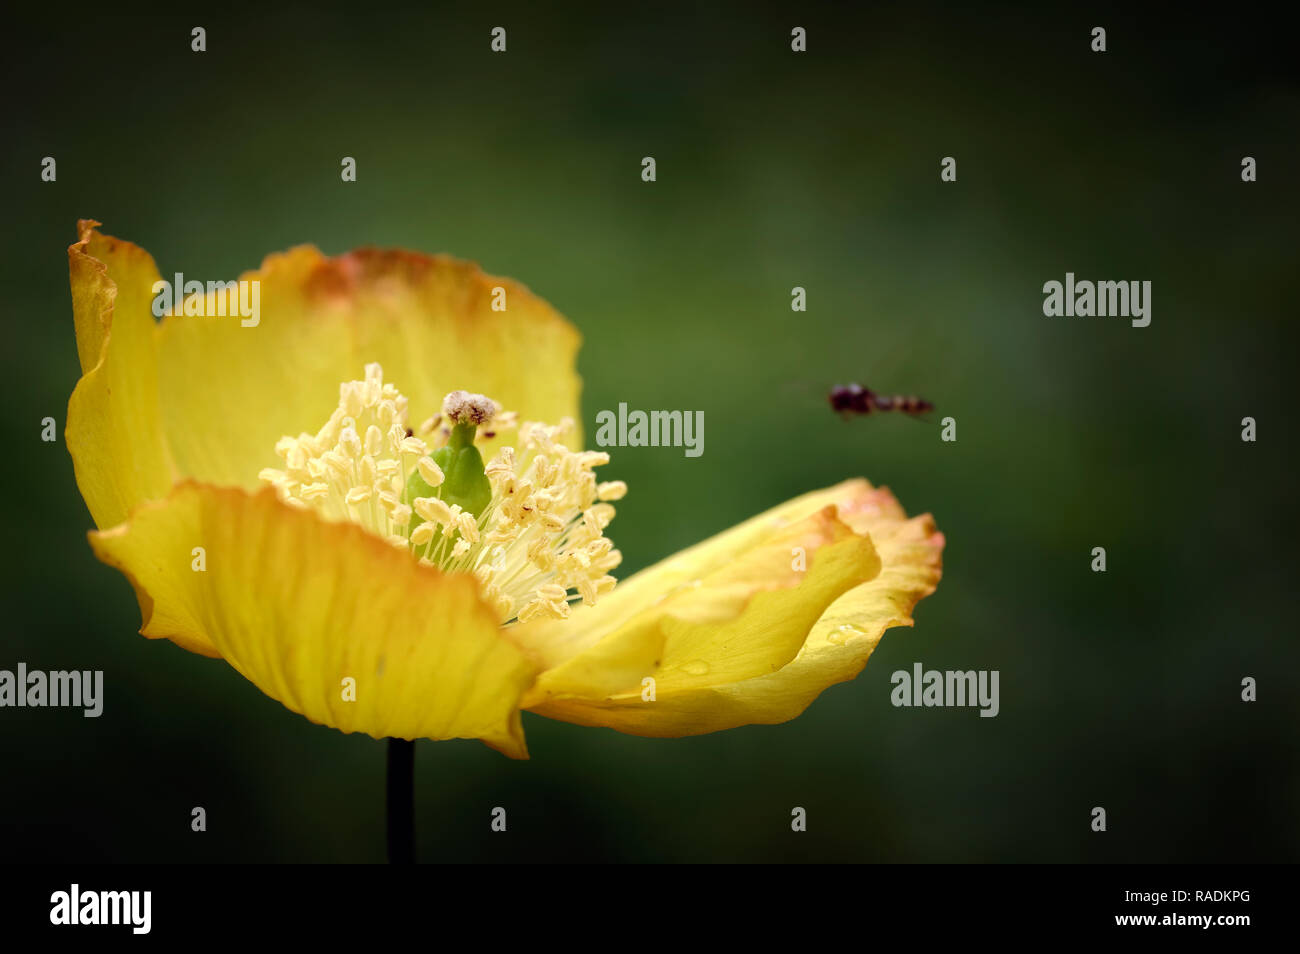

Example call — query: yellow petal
[155,245,583,489]
[524,479,942,736]
[89,482,538,757]
[66,221,175,528]
[519,488,882,708]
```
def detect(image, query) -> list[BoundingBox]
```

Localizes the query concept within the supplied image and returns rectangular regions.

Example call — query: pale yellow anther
[451,539,472,558]
[527,538,555,570]
[300,482,329,501]
[416,457,445,487]
[410,523,437,546]
[517,600,546,624]
[342,384,364,420]
[413,496,451,526]
[597,480,628,501]
[315,409,344,446]
[485,447,515,477]
[441,504,464,537]
[455,512,481,543]
[345,486,372,506]
[357,456,376,487]
[323,451,351,478]
[533,457,554,486]
[340,427,362,459]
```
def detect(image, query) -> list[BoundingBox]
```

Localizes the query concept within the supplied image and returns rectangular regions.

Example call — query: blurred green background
[2,2,1297,862]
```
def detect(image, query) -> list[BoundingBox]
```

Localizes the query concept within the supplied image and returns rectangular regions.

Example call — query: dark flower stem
[387,738,415,864]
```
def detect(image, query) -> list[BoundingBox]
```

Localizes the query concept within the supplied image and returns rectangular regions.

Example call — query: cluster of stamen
[259,364,624,626]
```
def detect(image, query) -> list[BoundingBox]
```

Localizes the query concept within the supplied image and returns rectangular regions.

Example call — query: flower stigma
[259,364,625,625]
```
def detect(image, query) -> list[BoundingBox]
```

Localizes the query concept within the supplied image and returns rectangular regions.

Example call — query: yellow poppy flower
[66,219,944,762]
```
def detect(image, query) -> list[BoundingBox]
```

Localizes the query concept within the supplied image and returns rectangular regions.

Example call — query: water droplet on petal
[827,623,867,645]
[682,660,710,676]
